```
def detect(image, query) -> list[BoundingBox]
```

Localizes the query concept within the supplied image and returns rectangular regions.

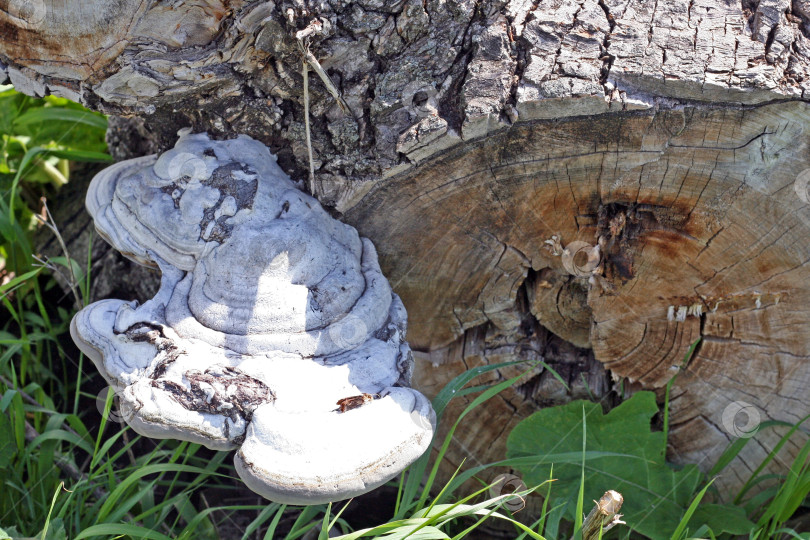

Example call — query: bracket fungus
[70,131,436,504]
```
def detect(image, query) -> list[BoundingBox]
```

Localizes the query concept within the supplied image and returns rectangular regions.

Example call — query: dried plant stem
[577,490,625,540]
[295,19,351,116]
[295,17,353,198]
[301,49,350,115]
[303,58,316,196]
[35,198,83,309]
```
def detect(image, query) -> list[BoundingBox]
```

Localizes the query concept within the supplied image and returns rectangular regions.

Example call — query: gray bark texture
[6,0,810,499]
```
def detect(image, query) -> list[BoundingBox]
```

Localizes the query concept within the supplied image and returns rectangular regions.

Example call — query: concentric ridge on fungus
[70,131,436,504]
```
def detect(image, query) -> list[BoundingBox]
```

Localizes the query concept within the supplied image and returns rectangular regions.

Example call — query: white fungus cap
[71,131,435,504]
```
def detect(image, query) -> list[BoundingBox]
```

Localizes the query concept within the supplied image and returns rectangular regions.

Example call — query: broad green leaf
[506,392,701,540]
[0,526,20,540]
[688,504,755,536]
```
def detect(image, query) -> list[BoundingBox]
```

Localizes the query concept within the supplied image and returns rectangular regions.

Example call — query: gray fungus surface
[71,131,435,504]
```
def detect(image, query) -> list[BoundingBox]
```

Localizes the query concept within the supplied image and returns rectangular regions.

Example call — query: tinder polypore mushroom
[70,131,436,504]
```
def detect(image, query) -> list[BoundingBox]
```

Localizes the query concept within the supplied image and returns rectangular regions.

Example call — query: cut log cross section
[4,0,810,497]
[347,104,810,493]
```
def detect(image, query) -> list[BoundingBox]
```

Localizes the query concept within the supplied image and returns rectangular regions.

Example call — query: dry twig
[577,490,625,540]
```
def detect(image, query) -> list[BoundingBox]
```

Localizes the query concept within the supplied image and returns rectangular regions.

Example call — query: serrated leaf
[506,392,701,540]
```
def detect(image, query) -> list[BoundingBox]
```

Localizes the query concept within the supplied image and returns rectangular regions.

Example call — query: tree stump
[5,0,810,498]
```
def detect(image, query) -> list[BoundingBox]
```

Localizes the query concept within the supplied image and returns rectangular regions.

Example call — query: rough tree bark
[5,0,810,499]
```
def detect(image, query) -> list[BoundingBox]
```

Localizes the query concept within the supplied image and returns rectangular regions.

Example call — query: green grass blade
[735,413,810,503]
[13,107,107,131]
[36,148,113,163]
[39,481,63,540]
[0,269,41,294]
[573,404,586,540]
[670,478,715,540]
[75,523,174,540]
[398,360,529,516]
[241,503,282,540]
[264,504,288,540]
[95,463,230,522]
[773,528,810,540]
[320,502,333,539]
[418,369,534,510]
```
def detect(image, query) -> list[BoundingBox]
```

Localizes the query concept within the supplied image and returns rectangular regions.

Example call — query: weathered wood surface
[9,0,810,499]
[377,102,810,498]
